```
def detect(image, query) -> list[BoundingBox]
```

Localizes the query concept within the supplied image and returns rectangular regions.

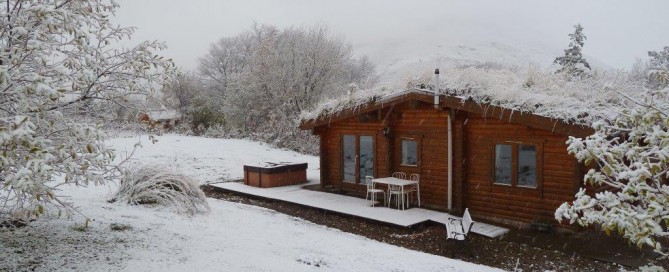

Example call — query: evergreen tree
[554,24,591,77]
[647,46,669,89]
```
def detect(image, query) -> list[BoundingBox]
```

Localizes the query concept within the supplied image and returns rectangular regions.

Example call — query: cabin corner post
[318,129,328,188]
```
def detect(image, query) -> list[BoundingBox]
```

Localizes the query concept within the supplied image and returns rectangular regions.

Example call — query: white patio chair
[405,174,420,207]
[365,176,385,207]
[392,172,406,179]
[387,183,406,210]
[445,208,474,241]
[389,172,409,209]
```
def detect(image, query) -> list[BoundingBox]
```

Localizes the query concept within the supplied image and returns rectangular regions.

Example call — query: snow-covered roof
[299,67,646,128]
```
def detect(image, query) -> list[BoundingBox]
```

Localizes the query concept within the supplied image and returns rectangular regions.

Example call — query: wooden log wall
[317,101,451,210]
[390,102,449,210]
[464,114,579,226]
[313,99,581,226]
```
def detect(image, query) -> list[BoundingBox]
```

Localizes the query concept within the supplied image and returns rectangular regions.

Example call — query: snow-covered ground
[109,134,321,184]
[0,135,501,272]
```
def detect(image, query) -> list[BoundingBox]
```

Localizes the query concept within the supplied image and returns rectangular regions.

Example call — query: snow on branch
[0,0,175,223]
[556,88,669,255]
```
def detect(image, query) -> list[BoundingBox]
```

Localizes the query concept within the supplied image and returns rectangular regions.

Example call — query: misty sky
[114,0,669,71]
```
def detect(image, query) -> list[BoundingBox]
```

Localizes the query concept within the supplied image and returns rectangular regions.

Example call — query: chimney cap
[435,68,440,74]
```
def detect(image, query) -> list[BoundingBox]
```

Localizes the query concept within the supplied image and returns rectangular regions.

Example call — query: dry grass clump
[111,166,210,215]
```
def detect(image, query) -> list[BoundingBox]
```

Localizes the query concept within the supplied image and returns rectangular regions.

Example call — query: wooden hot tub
[243,162,308,188]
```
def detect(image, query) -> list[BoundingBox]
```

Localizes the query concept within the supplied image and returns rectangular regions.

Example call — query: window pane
[401,140,418,166]
[518,145,537,187]
[359,136,374,183]
[342,135,355,183]
[494,144,512,185]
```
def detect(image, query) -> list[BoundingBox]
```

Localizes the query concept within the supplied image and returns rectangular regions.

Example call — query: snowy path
[0,135,502,272]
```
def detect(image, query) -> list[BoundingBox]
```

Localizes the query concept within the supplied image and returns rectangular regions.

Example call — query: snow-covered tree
[196,24,375,153]
[163,71,200,112]
[161,72,224,133]
[647,46,669,89]
[0,0,174,223]
[554,24,591,77]
[555,89,669,255]
[197,32,253,101]
[343,56,378,92]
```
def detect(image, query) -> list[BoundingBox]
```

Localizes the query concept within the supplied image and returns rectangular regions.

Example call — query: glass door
[359,136,374,184]
[342,135,356,183]
[341,134,374,184]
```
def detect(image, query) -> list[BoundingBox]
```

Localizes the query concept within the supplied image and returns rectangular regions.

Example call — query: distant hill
[367,41,610,84]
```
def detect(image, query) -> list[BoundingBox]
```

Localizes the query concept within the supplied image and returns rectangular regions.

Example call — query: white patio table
[372,177,420,210]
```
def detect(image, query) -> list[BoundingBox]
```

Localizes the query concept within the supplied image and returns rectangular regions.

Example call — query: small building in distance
[138,110,182,130]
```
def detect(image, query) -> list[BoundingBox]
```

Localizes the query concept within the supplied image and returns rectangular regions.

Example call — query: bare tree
[195,24,376,151]
[163,71,199,111]
[344,56,379,91]
[198,32,254,101]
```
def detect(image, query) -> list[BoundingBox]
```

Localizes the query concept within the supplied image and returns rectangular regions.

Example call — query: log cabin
[138,110,182,130]
[298,69,612,228]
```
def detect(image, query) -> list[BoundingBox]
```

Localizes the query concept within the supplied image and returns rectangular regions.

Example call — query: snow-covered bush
[555,88,669,255]
[0,0,174,223]
[162,72,227,135]
[188,98,227,135]
[111,166,209,215]
[639,264,667,272]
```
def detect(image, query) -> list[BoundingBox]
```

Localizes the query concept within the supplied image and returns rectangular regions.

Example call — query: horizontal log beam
[439,96,594,137]
[301,92,595,138]
[299,92,433,130]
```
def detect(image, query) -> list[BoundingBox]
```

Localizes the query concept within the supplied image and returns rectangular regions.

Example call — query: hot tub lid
[243,162,308,174]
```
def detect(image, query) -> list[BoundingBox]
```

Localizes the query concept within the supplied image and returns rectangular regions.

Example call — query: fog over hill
[114,0,668,74]
[367,41,610,84]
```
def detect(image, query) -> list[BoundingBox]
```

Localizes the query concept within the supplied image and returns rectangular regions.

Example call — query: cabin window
[517,145,537,188]
[401,139,418,166]
[494,144,513,185]
[493,142,538,188]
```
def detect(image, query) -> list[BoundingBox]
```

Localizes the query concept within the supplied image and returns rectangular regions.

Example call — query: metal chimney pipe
[434,68,440,109]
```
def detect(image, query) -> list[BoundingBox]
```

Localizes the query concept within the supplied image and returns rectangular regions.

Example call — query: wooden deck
[212,181,509,238]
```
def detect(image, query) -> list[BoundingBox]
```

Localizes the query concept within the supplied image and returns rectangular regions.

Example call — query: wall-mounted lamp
[382,127,391,136]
